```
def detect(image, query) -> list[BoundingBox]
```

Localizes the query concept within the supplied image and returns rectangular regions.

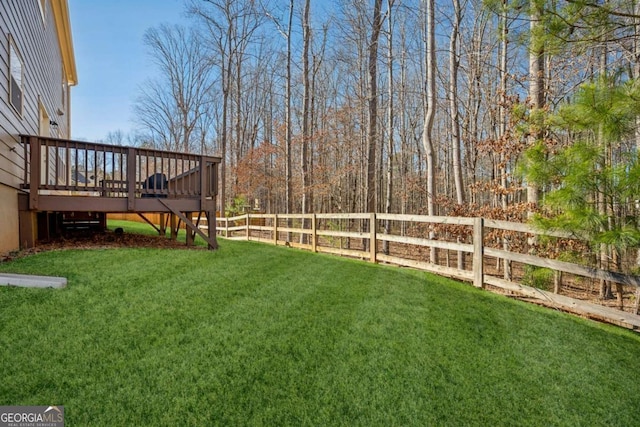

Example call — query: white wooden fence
[212,213,640,330]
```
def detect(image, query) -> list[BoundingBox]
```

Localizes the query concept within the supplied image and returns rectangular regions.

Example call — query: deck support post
[170,214,177,241]
[159,213,167,235]
[19,210,37,249]
[29,136,40,210]
[207,210,217,249]
[185,212,193,246]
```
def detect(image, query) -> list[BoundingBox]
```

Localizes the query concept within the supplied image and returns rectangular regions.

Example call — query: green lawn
[1,223,639,426]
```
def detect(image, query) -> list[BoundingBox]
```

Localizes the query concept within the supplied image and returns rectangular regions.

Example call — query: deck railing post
[127,147,136,211]
[199,156,207,208]
[473,217,485,288]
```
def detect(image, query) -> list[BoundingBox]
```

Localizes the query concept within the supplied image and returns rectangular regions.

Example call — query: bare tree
[190,0,264,213]
[366,0,384,216]
[527,0,544,218]
[301,0,311,216]
[422,0,437,261]
[134,25,215,154]
[285,0,294,216]
[383,0,395,254]
[449,0,464,205]
[499,0,511,279]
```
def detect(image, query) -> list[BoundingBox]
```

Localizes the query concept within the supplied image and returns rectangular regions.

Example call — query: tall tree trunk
[384,0,395,255]
[367,0,383,215]
[526,0,545,266]
[635,1,640,153]
[235,53,243,179]
[399,25,408,218]
[422,0,437,262]
[527,0,544,220]
[449,0,463,206]
[449,0,464,269]
[635,0,640,311]
[283,0,294,243]
[221,68,229,215]
[598,39,614,299]
[300,0,311,244]
[308,23,326,214]
[220,22,234,215]
[285,0,293,217]
[301,0,311,217]
[500,0,511,280]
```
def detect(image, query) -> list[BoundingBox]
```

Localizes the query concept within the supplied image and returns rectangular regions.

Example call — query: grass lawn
[1,221,639,426]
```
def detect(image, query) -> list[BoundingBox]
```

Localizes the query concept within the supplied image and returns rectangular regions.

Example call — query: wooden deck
[18,135,221,249]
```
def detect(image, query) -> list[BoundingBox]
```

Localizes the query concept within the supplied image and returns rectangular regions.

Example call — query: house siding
[0,0,74,254]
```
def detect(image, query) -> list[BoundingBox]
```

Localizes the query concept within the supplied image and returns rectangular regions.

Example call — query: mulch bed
[1,230,205,263]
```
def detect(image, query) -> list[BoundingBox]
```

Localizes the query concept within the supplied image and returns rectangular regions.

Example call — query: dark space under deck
[18,135,221,249]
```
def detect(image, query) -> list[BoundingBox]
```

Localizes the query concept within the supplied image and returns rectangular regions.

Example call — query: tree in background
[520,78,640,306]
[134,24,215,154]
[190,0,265,213]
[422,0,437,261]
[366,0,384,216]
[121,0,640,234]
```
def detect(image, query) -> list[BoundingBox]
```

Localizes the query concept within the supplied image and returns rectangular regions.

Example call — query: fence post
[273,214,278,246]
[311,214,317,252]
[370,213,377,263]
[473,217,485,288]
[246,213,250,241]
[225,217,229,238]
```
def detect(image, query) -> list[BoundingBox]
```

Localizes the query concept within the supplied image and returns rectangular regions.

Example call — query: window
[9,36,24,116]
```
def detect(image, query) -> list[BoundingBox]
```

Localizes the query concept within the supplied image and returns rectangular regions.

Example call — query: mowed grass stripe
[1,237,639,426]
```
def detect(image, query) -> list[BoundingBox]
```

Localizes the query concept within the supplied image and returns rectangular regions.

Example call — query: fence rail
[215,212,640,330]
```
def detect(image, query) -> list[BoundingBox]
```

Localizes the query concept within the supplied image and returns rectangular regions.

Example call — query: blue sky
[68,0,189,142]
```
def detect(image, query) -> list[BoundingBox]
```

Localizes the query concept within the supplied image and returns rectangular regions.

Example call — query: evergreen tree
[520,77,640,303]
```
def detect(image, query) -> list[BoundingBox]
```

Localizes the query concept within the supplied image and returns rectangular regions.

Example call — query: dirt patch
[1,230,205,263]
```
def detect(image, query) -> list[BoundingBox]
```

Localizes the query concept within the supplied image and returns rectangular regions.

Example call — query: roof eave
[51,0,78,86]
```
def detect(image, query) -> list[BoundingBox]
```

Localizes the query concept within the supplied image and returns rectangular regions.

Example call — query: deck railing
[21,135,220,210]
